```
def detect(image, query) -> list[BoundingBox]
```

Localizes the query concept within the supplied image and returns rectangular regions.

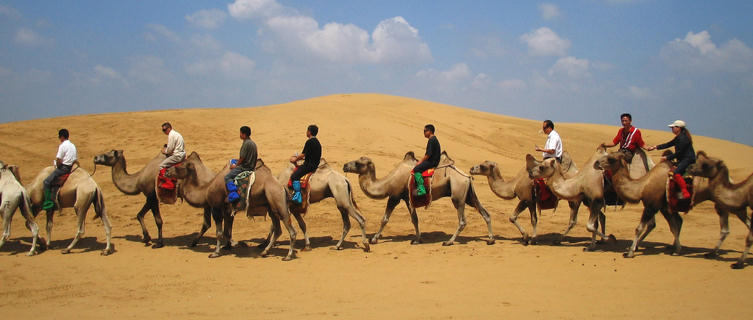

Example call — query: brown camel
[343,151,494,246]
[27,166,113,255]
[277,160,370,252]
[594,151,684,258]
[0,161,42,255]
[688,151,753,269]
[93,150,169,248]
[470,156,580,245]
[526,148,612,250]
[167,159,297,260]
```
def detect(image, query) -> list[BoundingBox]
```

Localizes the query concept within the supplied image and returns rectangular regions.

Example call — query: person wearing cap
[535,120,563,162]
[600,113,645,163]
[647,120,696,199]
[159,122,186,169]
[42,128,78,210]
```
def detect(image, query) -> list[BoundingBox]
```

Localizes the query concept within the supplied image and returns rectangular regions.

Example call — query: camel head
[687,151,724,179]
[343,157,374,175]
[93,149,124,166]
[403,151,417,161]
[525,154,556,179]
[594,151,627,172]
[165,162,193,179]
[470,161,497,176]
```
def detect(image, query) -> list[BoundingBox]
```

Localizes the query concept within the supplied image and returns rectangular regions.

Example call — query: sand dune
[1,94,752,319]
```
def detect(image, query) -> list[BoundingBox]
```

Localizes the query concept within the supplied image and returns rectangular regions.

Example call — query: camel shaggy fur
[0,161,41,255]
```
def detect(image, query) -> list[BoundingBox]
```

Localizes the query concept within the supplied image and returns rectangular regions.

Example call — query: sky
[1,0,752,145]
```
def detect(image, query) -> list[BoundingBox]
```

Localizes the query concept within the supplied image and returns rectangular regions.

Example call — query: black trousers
[43,164,72,189]
[291,164,317,182]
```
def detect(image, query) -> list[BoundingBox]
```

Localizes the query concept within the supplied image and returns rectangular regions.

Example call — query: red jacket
[612,126,645,151]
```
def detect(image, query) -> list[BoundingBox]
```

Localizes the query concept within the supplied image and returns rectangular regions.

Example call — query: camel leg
[625,208,657,258]
[558,200,581,245]
[343,202,370,252]
[408,202,421,245]
[292,211,310,251]
[585,201,612,251]
[509,201,531,244]
[468,188,495,245]
[261,217,281,256]
[280,213,297,261]
[135,200,152,245]
[44,209,54,248]
[258,218,278,250]
[333,205,351,250]
[370,196,401,244]
[93,191,114,256]
[0,203,13,250]
[707,205,730,258]
[19,200,41,255]
[61,202,89,254]
[221,210,236,250]
[732,221,753,269]
[148,194,164,248]
[189,207,212,247]
[659,208,683,256]
[334,188,370,252]
[208,206,224,258]
[443,194,468,246]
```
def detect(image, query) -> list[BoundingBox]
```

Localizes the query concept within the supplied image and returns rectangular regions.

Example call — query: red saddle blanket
[287,169,314,214]
[667,176,694,213]
[534,178,557,210]
[53,173,71,188]
[157,163,182,190]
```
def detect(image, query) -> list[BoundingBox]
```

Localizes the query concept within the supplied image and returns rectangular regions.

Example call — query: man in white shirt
[43,128,78,210]
[535,120,563,162]
[159,122,186,169]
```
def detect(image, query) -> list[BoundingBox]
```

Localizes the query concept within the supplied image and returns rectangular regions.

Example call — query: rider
[289,125,321,204]
[601,113,646,163]
[413,124,441,196]
[42,129,77,210]
[225,126,257,203]
[647,120,696,199]
[535,120,562,163]
[159,122,186,170]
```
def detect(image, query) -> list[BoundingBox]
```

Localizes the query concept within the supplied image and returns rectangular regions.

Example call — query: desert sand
[1,94,752,319]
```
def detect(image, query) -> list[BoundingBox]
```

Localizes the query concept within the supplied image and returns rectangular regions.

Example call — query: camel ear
[696,150,707,158]
[404,151,416,161]
[525,154,538,170]
[8,165,21,182]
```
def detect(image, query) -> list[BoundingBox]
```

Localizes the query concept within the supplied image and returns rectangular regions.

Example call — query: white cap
[668,120,686,128]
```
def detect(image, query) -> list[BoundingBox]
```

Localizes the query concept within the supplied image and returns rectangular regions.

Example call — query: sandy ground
[1,94,752,319]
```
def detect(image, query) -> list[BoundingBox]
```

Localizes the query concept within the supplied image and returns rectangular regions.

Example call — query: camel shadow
[0,237,38,255]
[372,231,489,245]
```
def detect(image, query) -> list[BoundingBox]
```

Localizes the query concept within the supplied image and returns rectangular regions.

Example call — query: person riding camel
[42,128,77,210]
[225,126,257,203]
[289,125,321,204]
[647,120,696,199]
[159,122,185,170]
[413,124,441,196]
[600,113,645,163]
[535,120,562,163]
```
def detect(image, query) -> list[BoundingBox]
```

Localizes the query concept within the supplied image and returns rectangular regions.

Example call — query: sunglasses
[162,127,168,133]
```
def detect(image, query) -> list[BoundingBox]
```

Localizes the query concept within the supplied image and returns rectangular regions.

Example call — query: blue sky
[2,0,752,145]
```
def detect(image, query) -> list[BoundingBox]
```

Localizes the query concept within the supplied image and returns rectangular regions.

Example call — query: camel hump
[254,158,265,169]
[439,151,454,166]
[403,151,417,161]
[696,150,708,158]
[8,165,21,182]
[187,151,201,160]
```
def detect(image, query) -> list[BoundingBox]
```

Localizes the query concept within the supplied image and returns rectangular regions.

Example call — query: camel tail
[92,188,105,220]
[345,179,360,211]
[465,181,481,207]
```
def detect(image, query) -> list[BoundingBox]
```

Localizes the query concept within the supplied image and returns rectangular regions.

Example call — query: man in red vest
[601,113,645,163]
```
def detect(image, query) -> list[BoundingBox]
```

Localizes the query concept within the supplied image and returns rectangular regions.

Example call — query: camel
[93,150,169,248]
[343,151,494,246]
[167,159,297,260]
[688,151,753,269]
[0,161,42,255]
[277,160,370,252]
[594,151,684,258]
[27,165,113,255]
[526,147,612,250]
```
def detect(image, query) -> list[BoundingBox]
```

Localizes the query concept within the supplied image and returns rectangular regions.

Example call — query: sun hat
[668,120,686,128]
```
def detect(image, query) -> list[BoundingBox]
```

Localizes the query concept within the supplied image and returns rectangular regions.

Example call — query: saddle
[667,175,694,214]
[533,178,558,211]
[48,172,72,210]
[287,169,314,215]
[408,168,434,209]
[156,162,183,204]
[231,171,256,214]
[603,170,625,207]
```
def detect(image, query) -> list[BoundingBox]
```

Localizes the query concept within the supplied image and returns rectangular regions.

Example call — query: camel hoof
[302,245,313,251]
[410,239,422,245]
[486,239,495,245]
[221,244,232,251]
[731,262,745,269]
[361,243,371,252]
[260,251,269,258]
[369,237,379,245]
[583,246,596,252]
[441,241,453,247]
[142,235,151,244]
[704,252,719,259]
[151,241,164,249]
[27,250,38,256]
[61,249,71,254]
[208,252,221,258]
[101,248,114,256]
[282,256,294,261]
[608,234,617,243]
[256,242,269,250]
[622,252,635,259]
[529,239,538,245]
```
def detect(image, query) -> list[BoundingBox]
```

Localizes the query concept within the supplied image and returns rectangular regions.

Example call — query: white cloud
[627,85,651,99]
[186,9,228,29]
[539,3,560,20]
[145,24,180,43]
[187,51,255,78]
[0,5,21,19]
[498,79,528,90]
[14,28,52,46]
[128,56,173,85]
[660,30,753,73]
[548,56,591,78]
[190,34,222,52]
[520,27,570,56]
[416,63,471,83]
[470,36,505,58]
[228,0,431,64]
[92,65,127,85]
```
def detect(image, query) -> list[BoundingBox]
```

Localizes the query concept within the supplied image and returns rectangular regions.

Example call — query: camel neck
[111,156,143,195]
[487,167,516,199]
[357,164,388,199]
